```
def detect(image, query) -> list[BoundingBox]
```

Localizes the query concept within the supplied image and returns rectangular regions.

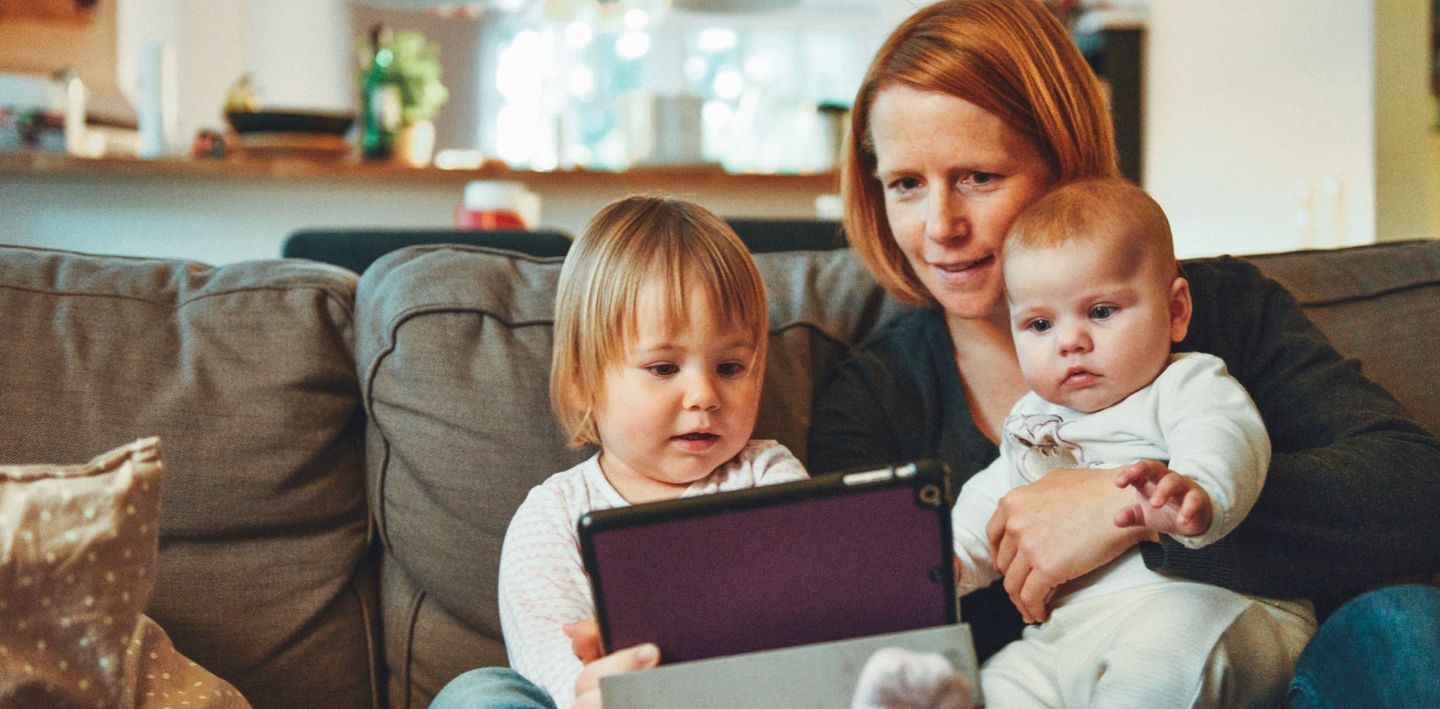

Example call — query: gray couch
[2,238,1437,708]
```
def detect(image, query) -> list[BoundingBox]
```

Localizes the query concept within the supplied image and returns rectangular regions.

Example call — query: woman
[438,1,1440,705]
[806,0,1440,702]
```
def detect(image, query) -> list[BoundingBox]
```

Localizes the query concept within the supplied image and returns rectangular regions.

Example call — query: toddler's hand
[1113,461,1212,537]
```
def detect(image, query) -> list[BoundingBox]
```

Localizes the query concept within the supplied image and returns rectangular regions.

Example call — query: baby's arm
[498,487,596,708]
[952,456,1010,595]
[1149,353,1271,548]
[1113,460,1213,537]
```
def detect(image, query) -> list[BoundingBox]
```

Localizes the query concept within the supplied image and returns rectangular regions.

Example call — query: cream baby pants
[979,581,1316,708]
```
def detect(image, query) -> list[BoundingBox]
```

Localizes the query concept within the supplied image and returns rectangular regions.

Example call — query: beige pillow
[0,438,248,708]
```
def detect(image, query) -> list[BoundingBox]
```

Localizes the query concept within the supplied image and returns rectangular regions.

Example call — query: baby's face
[1004,240,1188,413]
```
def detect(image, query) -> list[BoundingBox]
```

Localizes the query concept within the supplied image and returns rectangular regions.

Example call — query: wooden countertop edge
[0,152,840,189]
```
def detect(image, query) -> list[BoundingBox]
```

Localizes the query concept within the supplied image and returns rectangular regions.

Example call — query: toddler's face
[1004,240,1189,413]
[592,284,763,503]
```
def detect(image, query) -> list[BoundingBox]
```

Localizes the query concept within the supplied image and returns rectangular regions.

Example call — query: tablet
[578,459,957,664]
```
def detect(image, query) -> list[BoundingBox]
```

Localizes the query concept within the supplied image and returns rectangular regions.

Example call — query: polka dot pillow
[0,438,248,707]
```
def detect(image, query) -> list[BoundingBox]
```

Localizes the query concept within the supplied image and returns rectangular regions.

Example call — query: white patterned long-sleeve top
[497,439,808,708]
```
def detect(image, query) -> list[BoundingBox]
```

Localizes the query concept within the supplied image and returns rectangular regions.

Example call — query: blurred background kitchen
[0,0,1436,265]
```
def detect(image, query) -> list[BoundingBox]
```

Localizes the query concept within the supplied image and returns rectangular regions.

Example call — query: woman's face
[869,85,1055,321]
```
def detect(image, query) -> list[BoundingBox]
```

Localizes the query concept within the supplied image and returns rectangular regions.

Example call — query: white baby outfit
[954,353,1316,707]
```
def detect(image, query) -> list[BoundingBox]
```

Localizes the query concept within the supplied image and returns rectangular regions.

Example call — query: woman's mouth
[931,255,994,282]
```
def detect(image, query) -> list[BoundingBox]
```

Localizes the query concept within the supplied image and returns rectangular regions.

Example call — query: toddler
[496,195,807,708]
[952,178,1317,706]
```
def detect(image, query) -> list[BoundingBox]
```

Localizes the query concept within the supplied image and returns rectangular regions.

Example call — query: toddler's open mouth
[674,432,718,442]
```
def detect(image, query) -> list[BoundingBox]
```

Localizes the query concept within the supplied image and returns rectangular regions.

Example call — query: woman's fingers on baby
[1019,572,1054,623]
[1002,556,1032,622]
[984,513,1019,573]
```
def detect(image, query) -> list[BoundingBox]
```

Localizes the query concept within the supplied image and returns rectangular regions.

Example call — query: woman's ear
[1169,276,1193,343]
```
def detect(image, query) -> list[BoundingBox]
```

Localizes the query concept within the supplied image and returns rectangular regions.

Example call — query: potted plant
[357,28,449,166]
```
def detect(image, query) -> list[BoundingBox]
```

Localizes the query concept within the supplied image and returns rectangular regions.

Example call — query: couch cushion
[356,244,907,707]
[0,437,249,708]
[0,245,376,708]
[1243,240,1440,435]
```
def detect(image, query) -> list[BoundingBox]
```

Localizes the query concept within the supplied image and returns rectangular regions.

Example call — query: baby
[951,178,1316,706]
[496,195,808,708]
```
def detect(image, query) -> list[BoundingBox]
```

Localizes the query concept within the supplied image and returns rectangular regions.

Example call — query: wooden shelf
[0,152,839,191]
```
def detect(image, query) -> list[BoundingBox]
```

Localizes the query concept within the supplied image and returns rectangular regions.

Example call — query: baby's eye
[1089,305,1116,320]
[717,361,747,377]
[1025,319,1053,333]
[647,363,679,376]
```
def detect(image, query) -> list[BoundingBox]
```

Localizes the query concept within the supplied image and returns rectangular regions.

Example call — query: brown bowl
[225,110,354,136]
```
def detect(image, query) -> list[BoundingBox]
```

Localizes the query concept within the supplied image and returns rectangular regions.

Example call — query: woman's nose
[924,190,967,244]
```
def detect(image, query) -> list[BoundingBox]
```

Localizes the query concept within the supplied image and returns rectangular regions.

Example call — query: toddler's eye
[717,362,746,377]
[647,363,678,376]
[1026,319,1052,333]
[1090,305,1116,320]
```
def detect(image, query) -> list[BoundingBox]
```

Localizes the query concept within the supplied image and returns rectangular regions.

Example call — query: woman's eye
[648,363,678,376]
[1090,305,1116,320]
[717,362,746,377]
[1026,319,1052,333]
[969,172,997,186]
[889,176,921,194]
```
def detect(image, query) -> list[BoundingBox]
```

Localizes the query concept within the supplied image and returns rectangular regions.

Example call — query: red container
[454,205,527,230]
[455,180,538,230]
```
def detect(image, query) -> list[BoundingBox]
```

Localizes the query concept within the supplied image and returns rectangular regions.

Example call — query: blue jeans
[1289,584,1440,708]
[430,667,556,709]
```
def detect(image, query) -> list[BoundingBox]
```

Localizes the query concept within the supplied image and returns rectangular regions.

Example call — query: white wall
[114,0,353,150]
[1144,0,1437,257]
[1144,0,1377,257]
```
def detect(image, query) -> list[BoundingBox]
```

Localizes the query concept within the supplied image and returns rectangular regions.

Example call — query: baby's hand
[1112,461,1212,537]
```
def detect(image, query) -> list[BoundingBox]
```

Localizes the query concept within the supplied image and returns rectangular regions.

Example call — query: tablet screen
[579,460,956,664]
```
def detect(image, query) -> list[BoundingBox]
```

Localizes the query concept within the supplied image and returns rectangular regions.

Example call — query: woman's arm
[1144,259,1440,605]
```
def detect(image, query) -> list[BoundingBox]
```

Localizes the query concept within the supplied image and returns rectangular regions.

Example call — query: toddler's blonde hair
[550,195,768,448]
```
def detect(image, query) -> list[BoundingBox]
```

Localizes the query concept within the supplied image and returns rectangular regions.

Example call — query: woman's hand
[985,465,1155,623]
[564,620,660,709]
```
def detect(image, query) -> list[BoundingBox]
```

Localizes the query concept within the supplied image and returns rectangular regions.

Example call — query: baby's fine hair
[549,195,768,448]
[1005,178,1177,283]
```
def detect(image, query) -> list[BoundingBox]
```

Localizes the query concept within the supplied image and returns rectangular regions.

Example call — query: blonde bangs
[550,196,768,448]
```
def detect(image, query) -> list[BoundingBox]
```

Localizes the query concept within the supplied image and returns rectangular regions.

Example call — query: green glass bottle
[360,25,400,160]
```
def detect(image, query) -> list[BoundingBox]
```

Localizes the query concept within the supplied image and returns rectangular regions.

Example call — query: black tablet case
[578,460,956,664]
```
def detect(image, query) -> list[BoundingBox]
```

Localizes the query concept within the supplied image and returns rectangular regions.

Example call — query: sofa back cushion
[356,244,908,708]
[1244,240,1440,435]
[0,245,376,708]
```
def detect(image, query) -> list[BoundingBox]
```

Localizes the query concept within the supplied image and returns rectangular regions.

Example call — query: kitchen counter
[0,152,840,265]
